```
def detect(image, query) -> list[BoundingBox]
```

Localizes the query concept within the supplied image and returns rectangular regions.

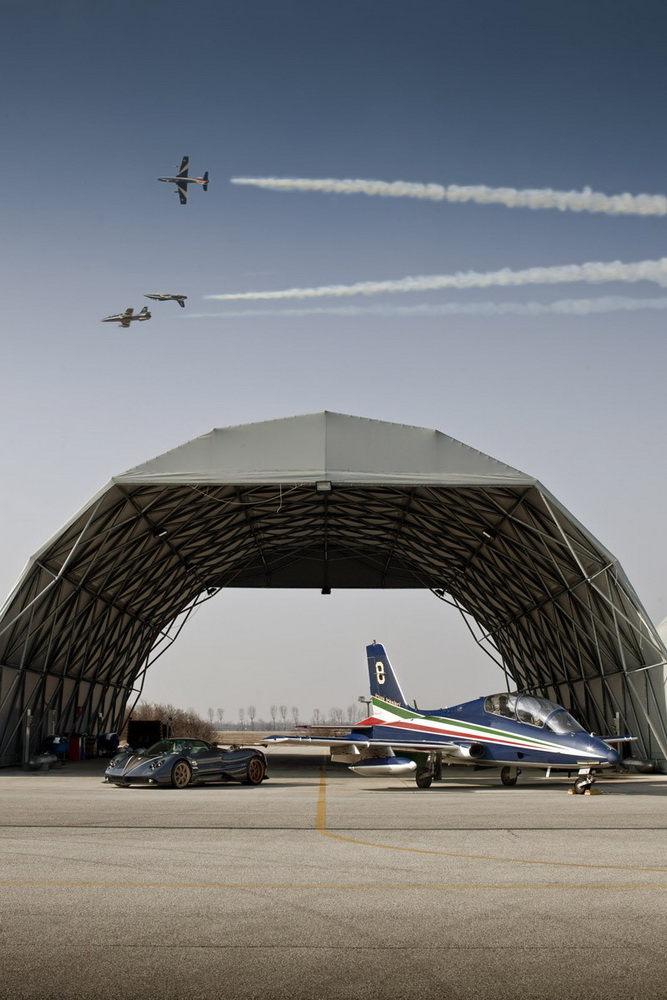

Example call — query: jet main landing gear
[414,752,442,788]
[415,766,433,788]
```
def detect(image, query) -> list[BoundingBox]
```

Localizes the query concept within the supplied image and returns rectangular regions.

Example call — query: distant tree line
[123,702,216,741]
[125,701,364,736]
[216,703,363,730]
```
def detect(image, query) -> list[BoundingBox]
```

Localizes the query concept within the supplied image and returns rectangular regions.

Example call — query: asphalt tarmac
[1,750,666,1000]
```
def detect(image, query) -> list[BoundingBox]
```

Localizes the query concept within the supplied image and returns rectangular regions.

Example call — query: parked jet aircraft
[265,642,623,793]
[144,293,187,308]
[101,306,151,328]
[157,156,209,204]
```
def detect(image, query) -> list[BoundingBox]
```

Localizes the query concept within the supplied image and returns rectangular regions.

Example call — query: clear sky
[2,1,667,723]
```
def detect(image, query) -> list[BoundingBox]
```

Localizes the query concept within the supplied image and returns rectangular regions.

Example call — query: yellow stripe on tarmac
[1,769,664,891]
[0,881,665,890]
[315,763,667,874]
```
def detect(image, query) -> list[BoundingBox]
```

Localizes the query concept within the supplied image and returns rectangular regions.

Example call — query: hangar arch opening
[1,411,666,767]
[135,588,505,722]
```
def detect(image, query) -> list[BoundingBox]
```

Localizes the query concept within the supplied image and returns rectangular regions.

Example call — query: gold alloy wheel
[244,757,266,785]
[170,760,192,788]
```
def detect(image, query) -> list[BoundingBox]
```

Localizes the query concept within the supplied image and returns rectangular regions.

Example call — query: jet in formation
[101,306,152,329]
[265,642,625,793]
[158,156,209,204]
[144,293,187,308]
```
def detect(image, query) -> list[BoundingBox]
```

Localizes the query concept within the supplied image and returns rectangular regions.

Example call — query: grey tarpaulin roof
[115,411,535,486]
[1,412,666,765]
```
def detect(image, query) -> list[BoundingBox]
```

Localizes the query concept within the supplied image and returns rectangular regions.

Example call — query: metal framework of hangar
[1,411,666,767]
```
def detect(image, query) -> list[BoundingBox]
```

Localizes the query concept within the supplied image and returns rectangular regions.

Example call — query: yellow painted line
[0,880,665,890]
[315,763,667,874]
[316,765,327,830]
[1,770,664,892]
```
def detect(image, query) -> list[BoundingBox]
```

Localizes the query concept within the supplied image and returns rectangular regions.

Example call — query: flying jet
[101,306,151,329]
[265,642,624,793]
[157,156,209,204]
[144,293,187,308]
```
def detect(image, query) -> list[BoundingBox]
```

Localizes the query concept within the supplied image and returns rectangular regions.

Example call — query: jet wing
[264,733,488,757]
[120,308,133,328]
[177,156,189,178]
[177,182,187,205]
[264,736,370,748]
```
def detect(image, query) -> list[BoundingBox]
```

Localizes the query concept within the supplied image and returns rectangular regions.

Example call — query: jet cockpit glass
[544,709,585,735]
[484,693,585,733]
[484,693,517,719]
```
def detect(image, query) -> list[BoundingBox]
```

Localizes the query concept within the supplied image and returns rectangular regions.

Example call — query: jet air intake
[447,742,485,760]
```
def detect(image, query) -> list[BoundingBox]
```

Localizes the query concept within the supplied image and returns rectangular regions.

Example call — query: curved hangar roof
[0,412,665,765]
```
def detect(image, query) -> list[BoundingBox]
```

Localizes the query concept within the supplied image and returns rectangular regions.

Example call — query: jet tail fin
[366,642,409,708]
[203,171,209,191]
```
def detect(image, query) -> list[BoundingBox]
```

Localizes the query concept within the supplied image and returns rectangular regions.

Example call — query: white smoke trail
[206,258,667,302]
[189,296,667,320]
[232,176,667,217]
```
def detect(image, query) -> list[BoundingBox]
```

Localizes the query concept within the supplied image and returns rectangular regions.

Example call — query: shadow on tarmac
[3,753,665,796]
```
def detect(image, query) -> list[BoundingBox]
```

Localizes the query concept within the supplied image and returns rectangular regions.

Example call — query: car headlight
[149,758,163,770]
[109,758,119,768]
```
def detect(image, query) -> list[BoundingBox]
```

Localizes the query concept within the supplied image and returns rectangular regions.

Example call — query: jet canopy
[484,693,586,735]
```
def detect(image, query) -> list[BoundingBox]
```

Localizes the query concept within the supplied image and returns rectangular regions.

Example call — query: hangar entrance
[1,412,666,767]
[136,588,505,725]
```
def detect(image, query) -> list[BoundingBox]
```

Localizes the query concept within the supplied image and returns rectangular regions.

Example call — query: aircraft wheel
[500,766,519,786]
[573,776,591,794]
[243,757,266,785]
[415,767,433,788]
[170,760,192,789]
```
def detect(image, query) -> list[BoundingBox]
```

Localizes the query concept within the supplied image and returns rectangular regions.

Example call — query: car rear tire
[243,757,266,785]
[170,760,192,789]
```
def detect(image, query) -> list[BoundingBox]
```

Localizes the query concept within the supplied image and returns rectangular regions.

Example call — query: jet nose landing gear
[570,769,600,794]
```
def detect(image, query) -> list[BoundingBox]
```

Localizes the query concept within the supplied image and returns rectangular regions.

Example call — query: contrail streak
[232,176,667,217]
[206,258,667,301]
[189,296,667,320]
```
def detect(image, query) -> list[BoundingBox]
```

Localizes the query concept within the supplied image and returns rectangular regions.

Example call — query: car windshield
[485,693,585,733]
[144,739,195,756]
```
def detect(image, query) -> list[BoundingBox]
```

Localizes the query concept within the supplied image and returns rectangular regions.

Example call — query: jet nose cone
[607,745,621,766]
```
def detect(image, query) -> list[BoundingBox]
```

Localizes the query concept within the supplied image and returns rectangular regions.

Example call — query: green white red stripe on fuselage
[360,696,616,767]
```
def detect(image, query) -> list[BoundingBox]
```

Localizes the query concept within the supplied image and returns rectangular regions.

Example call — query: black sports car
[104,738,268,788]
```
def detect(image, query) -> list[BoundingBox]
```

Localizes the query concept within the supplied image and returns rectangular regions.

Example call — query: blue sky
[2,1,667,720]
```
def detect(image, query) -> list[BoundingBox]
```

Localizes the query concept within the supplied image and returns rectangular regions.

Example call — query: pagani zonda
[104,738,267,788]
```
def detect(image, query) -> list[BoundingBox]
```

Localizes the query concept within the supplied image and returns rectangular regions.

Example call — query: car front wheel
[170,760,192,789]
[243,757,266,785]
